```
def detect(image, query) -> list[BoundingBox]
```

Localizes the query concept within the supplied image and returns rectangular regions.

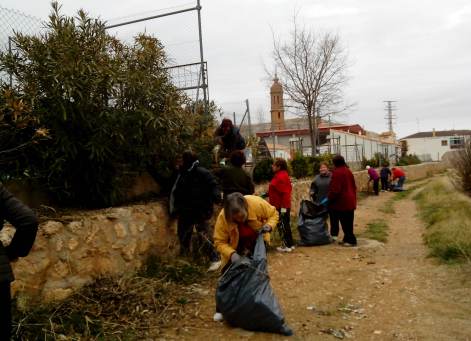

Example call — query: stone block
[114,222,128,239]
[42,221,63,236]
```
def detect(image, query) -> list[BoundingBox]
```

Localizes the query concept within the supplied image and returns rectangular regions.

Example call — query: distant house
[400,130,471,161]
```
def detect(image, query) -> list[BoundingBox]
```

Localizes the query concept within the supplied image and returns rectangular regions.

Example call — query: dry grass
[12,256,211,340]
[414,177,471,263]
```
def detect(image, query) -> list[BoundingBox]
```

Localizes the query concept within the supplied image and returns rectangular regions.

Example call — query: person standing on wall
[268,158,294,252]
[171,151,222,272]
[0,184,38,340]
[366,165,380,195]
[380,162,392,192]
[214,118,246,162]
[328,155,357,246]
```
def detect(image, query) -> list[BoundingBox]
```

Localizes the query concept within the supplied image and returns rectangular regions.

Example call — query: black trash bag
[216,234,293,335]
[298,200,331,246]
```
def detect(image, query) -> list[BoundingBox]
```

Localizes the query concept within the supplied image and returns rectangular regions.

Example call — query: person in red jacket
[328,155,357,246]
[391,167,406,191]
[268,158,294,252]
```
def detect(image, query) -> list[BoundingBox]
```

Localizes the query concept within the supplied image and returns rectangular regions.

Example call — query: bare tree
[271,20,349,156]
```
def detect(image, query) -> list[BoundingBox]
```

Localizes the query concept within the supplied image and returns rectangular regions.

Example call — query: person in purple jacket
[366,165,380,195]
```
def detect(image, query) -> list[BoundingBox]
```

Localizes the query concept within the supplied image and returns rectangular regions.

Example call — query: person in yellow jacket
[213,192,279,322]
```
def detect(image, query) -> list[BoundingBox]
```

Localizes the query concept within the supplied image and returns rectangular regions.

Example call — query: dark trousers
[381,177,389,191]
[329,210,357,245]
[177,215,219,262]
[0,281,11,341]
[373,179,379,195]
[277,208,294,248]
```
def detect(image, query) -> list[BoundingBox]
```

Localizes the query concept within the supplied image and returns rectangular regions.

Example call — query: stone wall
[9,202,178,302]
[4,162,447,303]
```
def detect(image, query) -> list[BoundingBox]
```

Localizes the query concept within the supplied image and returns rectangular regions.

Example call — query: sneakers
[207,261,221,272]
[213,312,224,322]
[342,242,357,247]
[331,236,338,242]
[276,246,292,253]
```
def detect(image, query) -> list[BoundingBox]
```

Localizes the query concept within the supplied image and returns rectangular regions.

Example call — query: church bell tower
[270,74,285,130]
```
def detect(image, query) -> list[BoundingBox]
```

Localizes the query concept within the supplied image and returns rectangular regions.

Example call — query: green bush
[253,158,273,183]
[397,154,421,166]
[0,4,215,207]
[361,152,387,169]
[290,153,309,179]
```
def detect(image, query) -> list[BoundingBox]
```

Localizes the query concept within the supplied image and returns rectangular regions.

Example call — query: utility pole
[233,112,236,126]
[196,0,208,115]
[384,100,397,133]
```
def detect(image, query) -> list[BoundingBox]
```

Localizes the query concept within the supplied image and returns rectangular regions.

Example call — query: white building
[400,130,471,161]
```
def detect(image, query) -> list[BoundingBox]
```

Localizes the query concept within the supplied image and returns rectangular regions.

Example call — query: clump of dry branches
[12,257,211,340]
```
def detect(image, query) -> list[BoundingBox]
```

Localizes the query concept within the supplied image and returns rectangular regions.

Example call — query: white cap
[366,165,371,169]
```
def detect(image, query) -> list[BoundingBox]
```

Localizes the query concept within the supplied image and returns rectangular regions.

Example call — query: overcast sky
[2,0,471,138]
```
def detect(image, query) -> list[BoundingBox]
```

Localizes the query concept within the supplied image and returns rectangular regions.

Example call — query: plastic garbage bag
[298,200,331,246]
[215,234,293,335]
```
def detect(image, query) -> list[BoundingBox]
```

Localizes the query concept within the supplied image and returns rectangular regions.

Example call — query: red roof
[256,124,364,138]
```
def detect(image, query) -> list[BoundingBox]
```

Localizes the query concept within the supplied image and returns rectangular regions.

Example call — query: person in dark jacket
[328,155,357,246]
[380,163,392,192]
[171,151,221,271]
[0,185,38,340]
[214,118,246,160]
[215,150,254,199]
[310,162,331,204]
[268,158,294,252]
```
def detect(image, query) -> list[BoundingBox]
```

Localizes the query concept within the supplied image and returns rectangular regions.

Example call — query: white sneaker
[276,246,292,253]
[213,312,224,322]
[207,261,221,272]
[290,246,296,251]
[331,236,338,241]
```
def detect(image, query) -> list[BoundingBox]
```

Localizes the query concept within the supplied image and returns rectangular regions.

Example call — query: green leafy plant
[397,154,421,166]
[0,3,215,207]
[290,153,309,179]
[253,158,274,183]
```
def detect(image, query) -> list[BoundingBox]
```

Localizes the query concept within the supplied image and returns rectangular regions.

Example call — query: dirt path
[155,183,471,340]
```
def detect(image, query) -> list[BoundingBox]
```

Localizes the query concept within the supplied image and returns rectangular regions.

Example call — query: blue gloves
[320,197,329,206]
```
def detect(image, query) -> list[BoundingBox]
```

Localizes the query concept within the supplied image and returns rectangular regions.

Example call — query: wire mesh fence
[104,0,207,105]
[0,2,207,106]
[0,6,44,84]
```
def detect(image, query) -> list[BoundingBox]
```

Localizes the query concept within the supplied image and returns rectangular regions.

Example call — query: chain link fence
[0,6,44,84]
[1,2,207,106]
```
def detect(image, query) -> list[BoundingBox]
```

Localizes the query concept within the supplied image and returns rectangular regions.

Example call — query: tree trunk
[307,107,316,156]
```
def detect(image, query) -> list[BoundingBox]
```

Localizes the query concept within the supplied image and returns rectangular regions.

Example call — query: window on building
[441,140,448,146]
[450,136,464,149]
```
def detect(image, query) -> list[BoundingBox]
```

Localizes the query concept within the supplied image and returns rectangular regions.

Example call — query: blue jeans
[397,176,405,189]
